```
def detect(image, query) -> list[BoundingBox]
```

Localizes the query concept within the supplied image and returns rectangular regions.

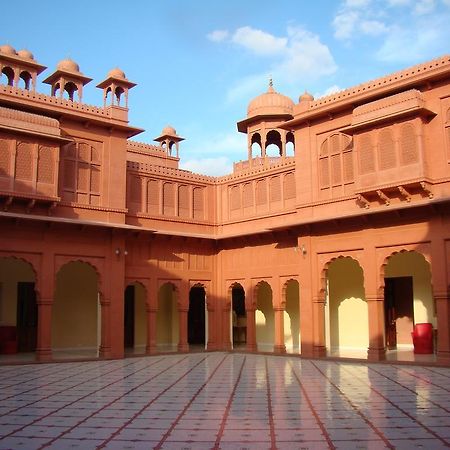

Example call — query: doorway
[188,286,205,346]
[384,277,414,349]
[124,285,135,349]
[17,282,37,352]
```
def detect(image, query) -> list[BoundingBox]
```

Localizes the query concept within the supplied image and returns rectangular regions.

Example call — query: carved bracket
[398,185,411,202]
[356,194,370,209]
[376,189,390,206]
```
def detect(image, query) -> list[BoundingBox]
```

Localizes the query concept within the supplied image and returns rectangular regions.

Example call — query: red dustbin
[411,323,434,354]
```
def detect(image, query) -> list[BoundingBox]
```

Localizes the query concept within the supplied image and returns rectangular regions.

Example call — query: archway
[286,132,295,157]
[0,257,37,354]
[231,283,246,348]
[124,282,147,354]
[52,261,99,358]
[384,251,434,350]
[1,67,14,86]
[188,285,206,347]
[283,280,300,353]
[265,130,282,157]
[156,282,179,351]
[326,257,368,355]
[255,281,274,351]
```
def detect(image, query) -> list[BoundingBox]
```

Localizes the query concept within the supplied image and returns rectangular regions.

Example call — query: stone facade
[0,44,449,363]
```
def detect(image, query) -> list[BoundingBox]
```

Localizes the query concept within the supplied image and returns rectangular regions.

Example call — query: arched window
[265,130,282,157]
[358,133,374,175]
[60,141,102,204]
[1,67,14,86]
[400,123,419,165]
[115,86,125,106]
[286,132,295,156]
[178,185,189,218]
[319,133,353,189]
[19,71,31,90]
[251,133,262,158]
[63,81,78,101]
[378,128,396,170]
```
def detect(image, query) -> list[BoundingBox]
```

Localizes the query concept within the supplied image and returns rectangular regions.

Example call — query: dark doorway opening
[17,282,37,352]
[232,285,246,345]
[188,286,205,345]
[124,285,135,348]
[384,277,414,349]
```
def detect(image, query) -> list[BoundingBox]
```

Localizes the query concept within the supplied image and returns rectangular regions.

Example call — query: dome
[0,44,17,56]
[299,91,314,102]
[247,83,294,118]
[17,49,34,60]
[107,67,126,79]
[56,58,80,73]
[161,125,177,136]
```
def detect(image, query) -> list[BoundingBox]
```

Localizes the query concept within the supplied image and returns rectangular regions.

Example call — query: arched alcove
[0,257,37,354]
[52,261,99,357]
[326,257,368,355]
[231,283,246,347]
[384,251,433,350]
[124,282,147,354]
[156,282,179,351]
[188,285,206,347]
[255,281,274,351]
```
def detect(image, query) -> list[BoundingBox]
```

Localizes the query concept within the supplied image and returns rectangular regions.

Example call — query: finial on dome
[268,76,274,93]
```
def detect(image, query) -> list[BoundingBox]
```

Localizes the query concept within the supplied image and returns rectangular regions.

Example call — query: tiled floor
[0,353,449,450]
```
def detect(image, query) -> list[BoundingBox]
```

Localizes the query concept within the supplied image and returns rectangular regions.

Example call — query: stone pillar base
[178,343,189,353]
[367,347,386,361]
[274,344,286,354]
[99,346,112,358]
[437,351,450,363]
[36,348,52,362]
[313,345,326,357]
[146,345,157,355]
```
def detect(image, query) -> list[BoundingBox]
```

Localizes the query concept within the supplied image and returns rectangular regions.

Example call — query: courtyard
[0,353,449,449]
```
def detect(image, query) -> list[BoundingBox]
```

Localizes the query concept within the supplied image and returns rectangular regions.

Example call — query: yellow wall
[157,284,179,347]
[385,251,435,327]
[284,281,300,351]
[52,262,98,349]
[256,282,274,350]
[328,258,368,349]
[134,283,147,351]
[0,258,35,326]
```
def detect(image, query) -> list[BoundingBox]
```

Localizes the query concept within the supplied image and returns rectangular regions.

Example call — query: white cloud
[209,25,337,103]
[278,27,336,82]
[180,156,233,176]
[387,0,411,5]
[333,11,359,39]
[360,20,389,35]
[316,85,342,98]
[231,26,287,56]
[207,30,229,42]
[345,0,372,7]
[414,0,435,14]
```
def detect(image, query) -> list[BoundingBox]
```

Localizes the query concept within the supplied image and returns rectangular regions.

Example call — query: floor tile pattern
[0,353,449,449]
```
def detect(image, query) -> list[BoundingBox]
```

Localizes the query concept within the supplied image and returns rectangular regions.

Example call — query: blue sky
[2,0,450,175]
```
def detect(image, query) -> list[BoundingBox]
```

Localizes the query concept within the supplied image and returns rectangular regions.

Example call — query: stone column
[312,294,326,357]
[222,303,232,351]
[245,307,257,352]
[178,307,189,352]
[435,291,450,362]
[366,294,386,361]
[273,306,286,353]
[36,298,53,362]
[99,298,112,358]
[146,305,157,355]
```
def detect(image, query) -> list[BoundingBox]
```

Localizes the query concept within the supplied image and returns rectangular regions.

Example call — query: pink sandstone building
[0,44,449,364]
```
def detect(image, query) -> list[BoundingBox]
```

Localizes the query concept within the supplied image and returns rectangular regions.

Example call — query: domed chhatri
[247,80,294,118]
[17,49,34,60]
[56,58,80,73]
[161,125,177,136]
[107,67,126,79]
[299,91,314,102]
[0,44,17,55]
